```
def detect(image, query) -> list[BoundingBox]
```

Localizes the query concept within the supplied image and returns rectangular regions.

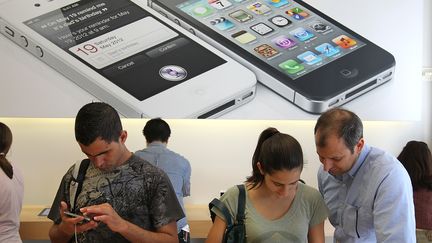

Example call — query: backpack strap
[235,184,246,224]
[209,184,247,226]
[209,198,233,227]
[69,159,90,211]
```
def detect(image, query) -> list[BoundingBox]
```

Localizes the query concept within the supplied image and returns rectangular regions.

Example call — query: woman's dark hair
[398,140,432,191]
[246,127,303,189]
[0,122,13,179]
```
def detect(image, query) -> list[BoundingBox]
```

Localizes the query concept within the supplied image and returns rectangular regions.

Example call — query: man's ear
[355,138,365,154]
[119,130,128,143]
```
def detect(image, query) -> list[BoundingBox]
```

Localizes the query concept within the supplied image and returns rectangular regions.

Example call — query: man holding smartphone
[314,108,416,242]
[48,102,183,243]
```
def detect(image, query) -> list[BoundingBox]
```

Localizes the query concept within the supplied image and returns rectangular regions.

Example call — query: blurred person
[398,140,432,242]
[206,127,328,243]
[0,122,24,243]
[135,118,191,243]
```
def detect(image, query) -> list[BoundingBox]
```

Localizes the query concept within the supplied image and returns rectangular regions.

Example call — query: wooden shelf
[19,205,212,240]
[19,205,52,240]
[20,205,333,240]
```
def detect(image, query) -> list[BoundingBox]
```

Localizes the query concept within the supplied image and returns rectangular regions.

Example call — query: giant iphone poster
[0,0,423,120]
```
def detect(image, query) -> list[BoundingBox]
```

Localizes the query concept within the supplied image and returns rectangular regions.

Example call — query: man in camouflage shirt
[48,102,183,243]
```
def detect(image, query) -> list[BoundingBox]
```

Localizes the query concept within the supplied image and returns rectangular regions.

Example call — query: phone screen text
[25,0,226,101]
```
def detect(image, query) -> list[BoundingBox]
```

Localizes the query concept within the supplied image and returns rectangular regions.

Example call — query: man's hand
[80,203,128,233]
[50,201,99,243]
[58,201,98,235]
[80,203,178,243]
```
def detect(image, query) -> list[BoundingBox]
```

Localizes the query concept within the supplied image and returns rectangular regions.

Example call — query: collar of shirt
[344,144,371,181]
[148,141,167,148]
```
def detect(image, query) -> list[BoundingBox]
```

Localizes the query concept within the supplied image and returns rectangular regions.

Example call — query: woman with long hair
[206,127,328,243]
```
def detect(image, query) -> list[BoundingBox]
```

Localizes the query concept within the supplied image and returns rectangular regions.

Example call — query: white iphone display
[0,0,257,118]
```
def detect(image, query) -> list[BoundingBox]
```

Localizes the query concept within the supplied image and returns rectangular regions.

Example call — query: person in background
[0,122,24,243]
[135,118,191,243]
[315,107,416,242]
[48,102,183,243]
[206,127,328,243]
[398,140,432,243]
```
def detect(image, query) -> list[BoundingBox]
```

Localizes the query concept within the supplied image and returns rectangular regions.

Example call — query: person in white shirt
[0,122,24,243]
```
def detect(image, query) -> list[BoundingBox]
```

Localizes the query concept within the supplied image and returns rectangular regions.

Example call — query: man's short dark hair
[75,102,122,146]
[143,118,171,143]
[314,108,363,153]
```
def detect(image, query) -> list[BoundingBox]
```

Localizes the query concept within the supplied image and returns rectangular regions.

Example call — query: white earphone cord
[74,223,78,243]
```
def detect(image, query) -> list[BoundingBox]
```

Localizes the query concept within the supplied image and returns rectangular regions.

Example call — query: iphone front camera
[34,3,40,7]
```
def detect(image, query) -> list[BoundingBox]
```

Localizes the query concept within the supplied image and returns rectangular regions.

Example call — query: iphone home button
[339,68,358,78]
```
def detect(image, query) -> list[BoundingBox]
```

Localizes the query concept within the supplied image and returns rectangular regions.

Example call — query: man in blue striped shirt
[314,108,416,242]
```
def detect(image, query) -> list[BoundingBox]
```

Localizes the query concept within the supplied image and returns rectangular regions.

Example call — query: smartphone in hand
[64,211,92,223]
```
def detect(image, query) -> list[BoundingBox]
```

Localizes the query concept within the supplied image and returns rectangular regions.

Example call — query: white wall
[423,80,432,145]
[1,118,426,205]
[424,0,431,68]
[423,0,432,140]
